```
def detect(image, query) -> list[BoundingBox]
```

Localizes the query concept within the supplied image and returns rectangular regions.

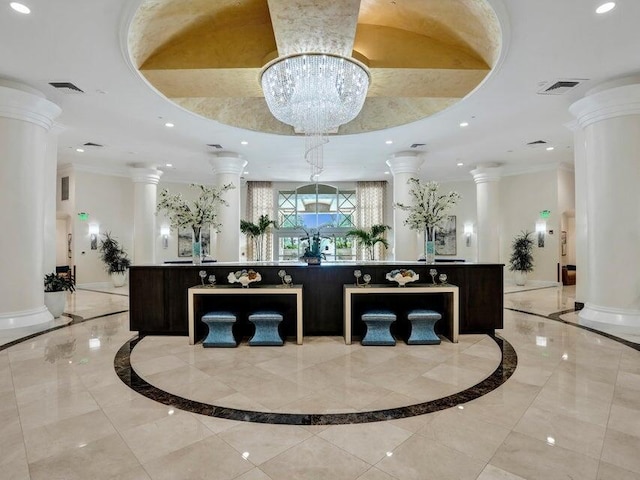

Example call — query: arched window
[276,183,356,261]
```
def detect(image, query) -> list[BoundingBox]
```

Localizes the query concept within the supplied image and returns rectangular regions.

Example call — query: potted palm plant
[346,224,391,261]
[44,272,75,318]
[509,231,534,286]
[98,232,131,287]
[240,214,278,261]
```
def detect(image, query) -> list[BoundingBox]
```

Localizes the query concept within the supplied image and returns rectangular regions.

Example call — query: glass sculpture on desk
[278,269,293,287]
[199,270,207,286]
[429,268,437,285]
[354,270,362,286]
[208,275,216,286]
[439,273,448,285]
[362,274,371,287]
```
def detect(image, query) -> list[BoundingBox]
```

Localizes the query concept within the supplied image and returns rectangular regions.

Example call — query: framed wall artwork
[435,215,457,255]
[561,230,567,256]
[178,227,211,257]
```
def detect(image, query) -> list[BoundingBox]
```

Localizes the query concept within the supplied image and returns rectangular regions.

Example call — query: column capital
[570,76,640,128]
[130,166,163,185]
[210,152,247,176]
[386,152,424,175]
[471,164,502,184]
[0,82,61,130]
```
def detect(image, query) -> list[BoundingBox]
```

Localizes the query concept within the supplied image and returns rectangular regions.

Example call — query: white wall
[500,169,560,282]
[438,179,478,262]
[73,170,134,284]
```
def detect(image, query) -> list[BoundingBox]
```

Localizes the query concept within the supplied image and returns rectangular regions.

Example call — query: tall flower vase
[425,228,436,264]
[192,228,202,265]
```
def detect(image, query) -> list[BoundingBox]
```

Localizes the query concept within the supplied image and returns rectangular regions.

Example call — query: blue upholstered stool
[361,310,396,346]
[406,309,442,345]
[202,311,237,347]
[248,311,284,346]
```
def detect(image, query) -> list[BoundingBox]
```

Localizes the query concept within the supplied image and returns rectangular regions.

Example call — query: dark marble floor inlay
[114,334,517,425]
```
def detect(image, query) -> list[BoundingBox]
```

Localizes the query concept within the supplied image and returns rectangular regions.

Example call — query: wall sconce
[464,223,473,247]
[89,223,99,250]
[536,221,546,248]
[160,226,170,249]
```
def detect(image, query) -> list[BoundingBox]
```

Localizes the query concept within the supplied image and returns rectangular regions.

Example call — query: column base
[578,303,640,335]
[0,306,53,330]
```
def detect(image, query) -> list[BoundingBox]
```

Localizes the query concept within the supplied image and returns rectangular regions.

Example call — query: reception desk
[130,262,503,341]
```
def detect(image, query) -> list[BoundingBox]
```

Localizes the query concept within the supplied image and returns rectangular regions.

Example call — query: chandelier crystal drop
[260,53,370,134]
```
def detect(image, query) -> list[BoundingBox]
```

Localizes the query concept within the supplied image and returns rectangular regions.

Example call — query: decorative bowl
[385,269,419,287]
[227,269,261,287]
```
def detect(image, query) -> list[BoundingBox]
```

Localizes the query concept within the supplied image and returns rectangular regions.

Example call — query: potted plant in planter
[98,232,131,287]
[346,224,391,261]
[44,272,75,318]
[240,214,278,261]
[334,236,353,259]
[509,230,534,286]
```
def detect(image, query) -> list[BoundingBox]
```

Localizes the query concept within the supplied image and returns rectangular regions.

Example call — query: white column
[43,129,61,274]
[570,76,640,332]
[130,166,163,265]
[210,153,247,262]
[0,81,61,329]
[470,164,502,263]
[568,121,589,308]
[386,152,424,261]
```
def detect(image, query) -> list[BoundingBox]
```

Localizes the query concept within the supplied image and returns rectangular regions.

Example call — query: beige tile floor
[1,285,640,479]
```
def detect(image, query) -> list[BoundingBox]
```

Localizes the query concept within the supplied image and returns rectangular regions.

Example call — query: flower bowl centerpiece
[385,269,419,287]
[227,269,261,287]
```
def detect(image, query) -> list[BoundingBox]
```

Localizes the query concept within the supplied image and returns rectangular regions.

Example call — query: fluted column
[130,166,163,265]
[470,164,502,263]
[386,152,424,261]
[570,76,640,332]
[0,81,61,329]
[210,153,247,262]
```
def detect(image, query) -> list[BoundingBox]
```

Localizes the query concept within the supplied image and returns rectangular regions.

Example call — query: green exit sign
[540,210,551,219]
[77,212,89,221]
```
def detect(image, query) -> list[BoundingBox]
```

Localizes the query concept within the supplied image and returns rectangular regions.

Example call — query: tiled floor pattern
[1,286,640,479]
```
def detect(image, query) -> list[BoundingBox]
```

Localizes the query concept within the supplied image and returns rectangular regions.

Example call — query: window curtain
[245,181,274,261]
[356,181,388,261]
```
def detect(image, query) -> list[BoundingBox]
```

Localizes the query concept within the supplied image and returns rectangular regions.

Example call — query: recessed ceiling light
[76,148,84,153]
[457,162,464,167]
[546,146,555,151]
[384,171,390,175]
[10,2,30,14]
[596,2,615,14]
[164,122,174,128]
[243,171,249,175]
[165,163,172,167]
[385,140,393,145]
[459,122,469,127]
[241,141,248,145]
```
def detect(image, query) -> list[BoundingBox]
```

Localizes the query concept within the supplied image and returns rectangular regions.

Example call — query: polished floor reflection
[1,285,640,479]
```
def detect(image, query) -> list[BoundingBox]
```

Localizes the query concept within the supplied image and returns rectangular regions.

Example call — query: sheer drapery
[355,181,388,261]
[245,181,274,261]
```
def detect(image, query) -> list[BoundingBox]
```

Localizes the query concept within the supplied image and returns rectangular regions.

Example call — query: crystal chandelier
[261,53,370,181]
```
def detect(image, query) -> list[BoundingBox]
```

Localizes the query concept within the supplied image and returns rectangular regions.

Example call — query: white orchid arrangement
[157,183,235,238]
[395,178,461,234]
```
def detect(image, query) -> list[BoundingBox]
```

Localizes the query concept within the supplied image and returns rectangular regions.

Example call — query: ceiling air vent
[410,143,426,149]
[207,144,223,149]
[83,142,103,147]
[527,140,548,147]
[537,79,586,95]
[48,82,84,94]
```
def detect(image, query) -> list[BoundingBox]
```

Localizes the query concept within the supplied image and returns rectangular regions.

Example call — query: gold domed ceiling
[128,0,501,135]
